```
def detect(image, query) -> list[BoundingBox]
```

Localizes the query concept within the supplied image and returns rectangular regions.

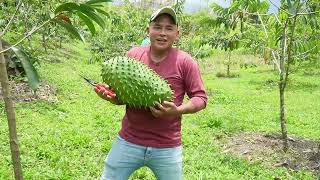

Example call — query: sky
[112,0,281,14]
[184,0,281,13]
[184,0,229,12]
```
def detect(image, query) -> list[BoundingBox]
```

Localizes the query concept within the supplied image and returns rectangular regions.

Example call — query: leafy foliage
[11,46,40,90]
[0,0,111,90]
[88,3,150,61]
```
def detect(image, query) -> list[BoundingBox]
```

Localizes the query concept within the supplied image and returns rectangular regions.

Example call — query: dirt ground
[221,132,320,176]
[0,81,57,103]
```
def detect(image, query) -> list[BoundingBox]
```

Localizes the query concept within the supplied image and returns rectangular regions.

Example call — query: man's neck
[150,47,171,63]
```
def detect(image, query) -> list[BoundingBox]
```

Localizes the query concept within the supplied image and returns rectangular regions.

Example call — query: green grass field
[1,42,319,179]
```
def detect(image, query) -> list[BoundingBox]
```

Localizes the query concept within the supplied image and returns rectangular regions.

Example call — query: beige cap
[150,6,178,25]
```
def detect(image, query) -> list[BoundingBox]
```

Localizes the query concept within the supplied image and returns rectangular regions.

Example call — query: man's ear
[175,28,180,41]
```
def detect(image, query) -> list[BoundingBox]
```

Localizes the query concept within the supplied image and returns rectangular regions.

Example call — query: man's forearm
[177,100,205,115]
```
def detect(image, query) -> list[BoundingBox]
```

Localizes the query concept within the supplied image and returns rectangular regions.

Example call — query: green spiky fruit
[101,56,173,107]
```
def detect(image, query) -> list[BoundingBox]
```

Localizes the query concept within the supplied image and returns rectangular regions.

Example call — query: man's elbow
[190,97,207,113]
[196,101,207,112]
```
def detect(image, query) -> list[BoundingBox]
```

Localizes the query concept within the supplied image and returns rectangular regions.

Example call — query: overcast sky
[184,0,281,13]
[184,0,230,12]
[112,0,281,14]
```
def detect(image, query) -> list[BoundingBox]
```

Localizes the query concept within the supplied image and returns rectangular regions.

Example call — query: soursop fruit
[101,56,173,107]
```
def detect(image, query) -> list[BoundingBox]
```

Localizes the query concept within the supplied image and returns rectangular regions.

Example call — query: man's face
[148,14,179,52]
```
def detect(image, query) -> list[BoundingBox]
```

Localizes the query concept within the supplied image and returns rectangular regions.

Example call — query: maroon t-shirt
[119,46,208,147]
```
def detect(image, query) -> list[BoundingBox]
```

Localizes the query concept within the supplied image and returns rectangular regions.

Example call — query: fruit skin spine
[101,56,173,108]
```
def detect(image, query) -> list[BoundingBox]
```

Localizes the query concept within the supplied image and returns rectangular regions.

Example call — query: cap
[150,6,178,25]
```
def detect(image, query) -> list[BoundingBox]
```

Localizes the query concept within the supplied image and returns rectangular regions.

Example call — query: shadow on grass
[248,78,319,92]
[286,80,319,92]
[221,132,320,176]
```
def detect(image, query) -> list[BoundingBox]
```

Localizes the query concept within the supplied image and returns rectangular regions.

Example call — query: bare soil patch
[221,132,320,175]
[0,81,57,103]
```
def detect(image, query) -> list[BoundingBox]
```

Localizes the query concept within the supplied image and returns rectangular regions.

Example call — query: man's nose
[159,28,167,35]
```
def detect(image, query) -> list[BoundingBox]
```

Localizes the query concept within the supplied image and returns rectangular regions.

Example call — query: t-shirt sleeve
[183,57,208,109]
[127,46,147,60]
[127,48,136,59]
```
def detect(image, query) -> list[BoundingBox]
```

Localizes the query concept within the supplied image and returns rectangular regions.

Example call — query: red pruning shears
[81,76,116,97]
[82,76,97,87]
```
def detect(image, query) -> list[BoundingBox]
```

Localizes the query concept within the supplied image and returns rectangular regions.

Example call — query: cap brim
[150,7,177,25]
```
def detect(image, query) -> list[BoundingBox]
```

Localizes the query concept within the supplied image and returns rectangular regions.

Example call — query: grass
[1,42,319,179]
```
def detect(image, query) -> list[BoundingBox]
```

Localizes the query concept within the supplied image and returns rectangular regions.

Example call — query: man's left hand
[150,101,181,118]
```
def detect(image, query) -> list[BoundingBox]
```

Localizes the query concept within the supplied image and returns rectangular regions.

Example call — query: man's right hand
[94,84,121,105]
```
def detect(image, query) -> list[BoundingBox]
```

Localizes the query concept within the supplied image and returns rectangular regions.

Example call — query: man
[95,6,208,180]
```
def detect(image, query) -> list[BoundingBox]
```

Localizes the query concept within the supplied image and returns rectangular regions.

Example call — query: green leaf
[289,0,299,14]
[89,4,104,8]
[94,7,110,17]
[11,47,40,91]
[85,0,112,5]
[54,19,85,42]
[77,12,96,35]
[78,4,105,29]
[55,2,80,14]
[287,0,292,9]
[55,2,106,30]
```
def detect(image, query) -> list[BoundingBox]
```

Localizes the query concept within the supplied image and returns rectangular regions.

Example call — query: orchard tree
[0,0,111,179]
[209,0,269,76]
[210,0,319,152]
[258,0,319,151]
[210,2,241,76]
[223,0,319,151]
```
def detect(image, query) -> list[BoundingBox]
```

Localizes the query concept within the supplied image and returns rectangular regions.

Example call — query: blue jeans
[100,136,183,180]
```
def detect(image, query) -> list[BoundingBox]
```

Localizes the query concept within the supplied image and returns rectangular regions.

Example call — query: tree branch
[0,0,22,38]
[279,19,288,90]
[267,0,291,16]
[297,11,319,15]
[257,13,268,38]
[0,18,54,54]
[273,13,282,25]
[243,11,271,16]
[194,46,203,58]
[292,46,317,59]
[271,49,281,73]
[284,6,300,89]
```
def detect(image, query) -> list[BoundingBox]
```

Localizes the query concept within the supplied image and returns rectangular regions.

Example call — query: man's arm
[150,56,208,118]
[177,99,205,114]
[150,100,205,118]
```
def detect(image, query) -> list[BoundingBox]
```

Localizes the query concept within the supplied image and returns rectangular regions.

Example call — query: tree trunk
[279,81,288,152]
[227,51,231,77]
[0,41,24,179]
[60,36,62,48]
[279,11,299,152]
[227,65,230,77]
[279,22,288,152]
[42,32,47,53]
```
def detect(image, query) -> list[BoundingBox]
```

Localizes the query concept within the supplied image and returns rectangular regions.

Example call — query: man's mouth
[156,38,167,43]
